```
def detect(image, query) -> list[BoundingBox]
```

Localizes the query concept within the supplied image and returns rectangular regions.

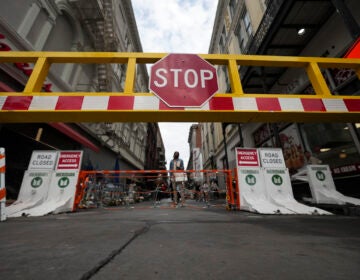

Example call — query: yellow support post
[124,57,136,94]
[23,57,50,93]
[306,62,332,96]
[355,68,360,80]
[228,59,244,95]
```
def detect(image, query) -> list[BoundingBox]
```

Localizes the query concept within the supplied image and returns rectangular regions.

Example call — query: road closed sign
[56,151,83,170]
[28,151,58,170]
[259,148,286,168]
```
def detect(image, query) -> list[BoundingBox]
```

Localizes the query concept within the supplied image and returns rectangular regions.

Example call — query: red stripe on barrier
[343,99,360,112]
[108,96,134,110]
[0,166,5,172]
[56,96,84,110]
[256,98,281,111]
[0,188,6,200]
[301,98,326,111]
[2,96,33,110]
[209,97,234,110]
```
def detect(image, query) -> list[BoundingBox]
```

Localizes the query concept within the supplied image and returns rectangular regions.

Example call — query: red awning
[49,123,100,152]
[1,78,100,153]
[0,81,17,92]
[345,38,360,58]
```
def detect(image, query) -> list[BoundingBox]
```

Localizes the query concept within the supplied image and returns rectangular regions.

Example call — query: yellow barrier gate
[0,51,359,123]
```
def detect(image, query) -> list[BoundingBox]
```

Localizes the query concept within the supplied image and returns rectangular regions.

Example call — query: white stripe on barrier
[322,98,348,112]
[0,96,6,109]
[134,95,159,110]
[279,98,304,111]
[29,96,58,110]
[233,97,258,110]
[82,96,110,110]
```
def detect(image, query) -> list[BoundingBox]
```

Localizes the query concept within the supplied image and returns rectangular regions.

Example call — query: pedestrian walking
[169,151,186,207]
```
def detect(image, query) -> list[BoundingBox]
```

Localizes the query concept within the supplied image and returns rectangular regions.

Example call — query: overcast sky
[132,0,218,168]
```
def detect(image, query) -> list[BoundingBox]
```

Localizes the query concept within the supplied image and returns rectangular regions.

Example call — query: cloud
[132,0,217,54]
[132,0,217,168]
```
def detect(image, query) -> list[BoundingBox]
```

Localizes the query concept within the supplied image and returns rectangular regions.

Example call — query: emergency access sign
[56,151,83,170]
[236,148,260,167]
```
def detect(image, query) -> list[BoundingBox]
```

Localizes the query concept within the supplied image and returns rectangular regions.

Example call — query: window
[243,10,252,37]
[300,123,360,174]
[219,26,226,53]
[236,20,246,53]
[229,0,237,19]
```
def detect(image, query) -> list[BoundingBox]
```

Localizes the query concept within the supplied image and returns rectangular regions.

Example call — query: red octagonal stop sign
[149,54,219,107]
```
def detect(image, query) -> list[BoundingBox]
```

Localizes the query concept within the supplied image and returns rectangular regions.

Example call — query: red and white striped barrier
[0,148,6,221]
[1,95,360,112]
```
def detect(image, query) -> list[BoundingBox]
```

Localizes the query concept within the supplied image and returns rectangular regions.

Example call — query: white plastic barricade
[263,168,331,215]
[238,167,294,214]
[6,171,52,217]
[21,170,79,217]
[307,165,360,205]
[0,148,6,221]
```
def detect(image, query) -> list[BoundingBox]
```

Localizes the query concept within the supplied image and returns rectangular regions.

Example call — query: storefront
[252,122,360,199]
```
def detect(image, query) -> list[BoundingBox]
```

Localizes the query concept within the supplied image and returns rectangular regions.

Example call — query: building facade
[0,0,164,198]
[204,0,360,197]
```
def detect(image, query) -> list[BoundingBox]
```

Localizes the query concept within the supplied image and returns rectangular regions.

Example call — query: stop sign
[149,54,218,107]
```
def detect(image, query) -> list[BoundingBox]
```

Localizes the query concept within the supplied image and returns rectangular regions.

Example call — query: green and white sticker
[31,177,43,188]
[316,171,326,181]
[58,177,70,188]
[272,175,283,186]
[245,174,256,186]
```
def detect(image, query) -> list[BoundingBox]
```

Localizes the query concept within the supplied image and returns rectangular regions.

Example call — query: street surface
[1,199,360,280]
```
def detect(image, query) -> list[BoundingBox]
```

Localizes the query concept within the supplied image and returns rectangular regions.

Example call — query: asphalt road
[1,200,360,280]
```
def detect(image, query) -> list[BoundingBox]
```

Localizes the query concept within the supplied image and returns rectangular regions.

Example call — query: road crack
[80,223,151,280]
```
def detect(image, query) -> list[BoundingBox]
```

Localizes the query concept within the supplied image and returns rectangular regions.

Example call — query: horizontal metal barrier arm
[0,52,359,67]
[1,52,360,123]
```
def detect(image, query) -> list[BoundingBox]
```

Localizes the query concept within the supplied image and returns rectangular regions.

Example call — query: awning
[345,38,360,58]
[1,76,100,153]
[49,123,100,152]
[0,81,17,92]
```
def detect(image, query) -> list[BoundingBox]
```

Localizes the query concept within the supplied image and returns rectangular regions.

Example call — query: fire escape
[70,0,117,92]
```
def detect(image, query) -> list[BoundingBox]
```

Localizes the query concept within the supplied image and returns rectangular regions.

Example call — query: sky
[132,0,218,168]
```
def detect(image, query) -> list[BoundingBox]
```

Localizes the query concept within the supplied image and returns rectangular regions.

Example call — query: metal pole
[222,123,230,170]
[237,123,244,147]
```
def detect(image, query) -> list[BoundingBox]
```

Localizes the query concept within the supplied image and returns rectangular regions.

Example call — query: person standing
[169,151,185,207]
[201,179,210,208]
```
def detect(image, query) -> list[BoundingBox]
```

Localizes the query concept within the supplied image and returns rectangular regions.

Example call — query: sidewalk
[1,200,360,280]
